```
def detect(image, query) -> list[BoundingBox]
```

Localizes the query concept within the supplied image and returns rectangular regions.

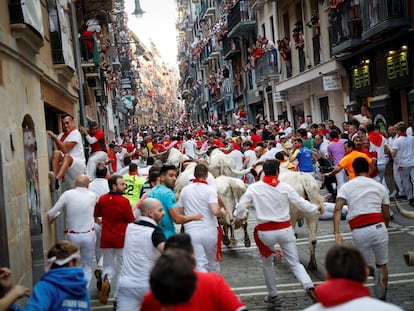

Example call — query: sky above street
[127,0,179,68]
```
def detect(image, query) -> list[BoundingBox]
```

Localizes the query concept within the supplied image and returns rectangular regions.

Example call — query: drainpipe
[69,1,87,128]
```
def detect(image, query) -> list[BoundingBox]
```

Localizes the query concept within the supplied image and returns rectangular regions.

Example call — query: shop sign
[273,92,287,102]
[387,51,410,87]
[323,75,342,91]
[352,64,370,89]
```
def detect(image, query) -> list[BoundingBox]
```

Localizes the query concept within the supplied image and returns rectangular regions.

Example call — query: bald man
[47,174,98,287]
[117,198,166,311]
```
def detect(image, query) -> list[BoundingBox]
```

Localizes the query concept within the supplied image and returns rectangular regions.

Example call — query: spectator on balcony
[265,39,278,70]
[278,37,292,77]
[292,22,305,72]
[307,10,320,37]
[80,10,109,61]
[239,0,249,21]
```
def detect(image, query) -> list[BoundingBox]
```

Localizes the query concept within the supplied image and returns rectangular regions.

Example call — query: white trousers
[102,248,124,298]
[117,284,148,311]
[94,223,102,268]
[86,151,108,179]
[401,166,414,200]
[65,230,96,288]
[335,169,348,190]
[188,226,219,273]
[259,227,314,297]
[393,161,405,195]
[352,222,389,266]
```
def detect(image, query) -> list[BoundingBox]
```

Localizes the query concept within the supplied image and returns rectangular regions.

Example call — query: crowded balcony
[226,0,256,38]
[328,0,363,55]
[255,50,278,85]
[222,36,241,60]
[200,0,216,21]
[360,0,411,41]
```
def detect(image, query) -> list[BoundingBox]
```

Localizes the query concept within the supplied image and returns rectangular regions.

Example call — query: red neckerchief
[399,132,407,137]
[315,278,370,307]
[192,178,208,185]
[331,137,340,142]
[262,175,280,187]
[128,171,138,181]
[59,128,76,142]
[367,132,382,147]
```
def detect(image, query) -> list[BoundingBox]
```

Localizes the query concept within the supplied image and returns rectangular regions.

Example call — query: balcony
[9,0,44,54]
[329,1,364,55]
[255,50,278,85]
[222,36,241,60]
[360,0,411,41]
[200,0,216,20]
[227,1,256,39]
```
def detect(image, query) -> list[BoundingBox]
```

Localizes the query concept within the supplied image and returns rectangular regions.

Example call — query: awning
[369,94,390,104]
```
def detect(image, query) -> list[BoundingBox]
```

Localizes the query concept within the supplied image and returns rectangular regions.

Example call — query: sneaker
[409,198,414,206]
[98,274,110,305]
[373,268,386,299]
[306,287,319,304]
[389,189,397,198]
[95,269,103,291]
[263,295,282,306]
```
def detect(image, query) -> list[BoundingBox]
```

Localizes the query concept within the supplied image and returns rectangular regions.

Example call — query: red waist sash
[348,213,384,230]
[254,221,291,257]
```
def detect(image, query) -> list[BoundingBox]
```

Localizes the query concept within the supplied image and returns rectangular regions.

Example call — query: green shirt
[123,173,147,208]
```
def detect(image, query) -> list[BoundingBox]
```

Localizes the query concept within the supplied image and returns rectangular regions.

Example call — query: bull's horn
[393,197,414,219]
[404,251,414,266]
[231,167,253,176]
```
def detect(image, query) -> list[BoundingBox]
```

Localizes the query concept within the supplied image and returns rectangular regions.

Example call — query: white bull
[174,163,251,248]
[166,147,190,170]
[207,147,252,178]
[252,165,324,270]
[216,176,251,248]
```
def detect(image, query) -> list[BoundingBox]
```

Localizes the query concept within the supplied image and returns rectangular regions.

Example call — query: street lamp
[132,0,146,18]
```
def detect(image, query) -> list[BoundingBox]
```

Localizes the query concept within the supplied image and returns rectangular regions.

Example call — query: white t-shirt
[392,135,414,167]
[183,139,197,159]
[244,149,257,168]
[337,176,390,221]
[58,129,85,162]
[303,296,402,311]
[178,183,218,232]
[118,217,162,288]
[88,178,109,197]
[229,149,244,170]
[47,187,97,232]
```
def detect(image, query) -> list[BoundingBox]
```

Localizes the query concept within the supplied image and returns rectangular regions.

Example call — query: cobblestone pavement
[220,198,414,311]
[90,198,414,310]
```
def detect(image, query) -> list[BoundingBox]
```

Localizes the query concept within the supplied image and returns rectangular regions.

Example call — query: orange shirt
[339,150,372,180]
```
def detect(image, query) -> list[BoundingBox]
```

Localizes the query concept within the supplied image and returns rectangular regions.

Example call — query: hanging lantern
[132,0,146,18]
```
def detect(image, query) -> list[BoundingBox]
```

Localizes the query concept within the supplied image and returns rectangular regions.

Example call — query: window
[320,96,330,121]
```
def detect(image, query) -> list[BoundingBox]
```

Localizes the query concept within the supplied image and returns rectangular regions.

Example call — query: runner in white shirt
[47,174,97,287]
[47,115,86,189]
[182,133,197,159]
[234,159,320,306]
[177,164,227,273]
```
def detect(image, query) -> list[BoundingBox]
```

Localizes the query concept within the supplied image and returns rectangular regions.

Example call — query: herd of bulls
[167,147,325,270]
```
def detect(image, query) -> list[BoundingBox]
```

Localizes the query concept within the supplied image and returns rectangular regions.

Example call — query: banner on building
[57,3,75,69]
[22,0,44,37]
